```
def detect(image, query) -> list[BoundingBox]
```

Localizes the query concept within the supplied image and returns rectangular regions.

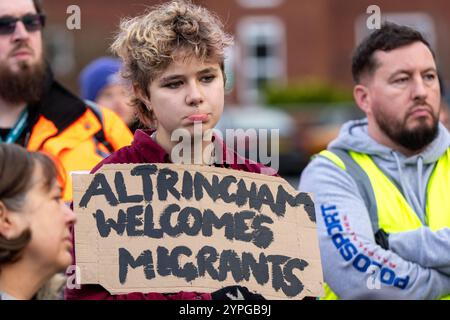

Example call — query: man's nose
[11,21,30,42]
[411,77,428,101]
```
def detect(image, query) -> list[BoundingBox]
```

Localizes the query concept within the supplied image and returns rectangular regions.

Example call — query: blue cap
[79,57,124,101]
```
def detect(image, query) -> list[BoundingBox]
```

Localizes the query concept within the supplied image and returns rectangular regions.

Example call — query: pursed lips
[185,112,211,122]
[64,234,73,247]
[11,50,32,57]
[407,104,434,118]
[9,45,34,58]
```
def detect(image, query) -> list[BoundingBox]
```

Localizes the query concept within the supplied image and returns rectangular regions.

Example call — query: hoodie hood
[328,117,450,224]
[329,118,450,164]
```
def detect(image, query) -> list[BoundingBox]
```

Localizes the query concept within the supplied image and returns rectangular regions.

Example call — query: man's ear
[0,202,24,240]
[353,84,372,115]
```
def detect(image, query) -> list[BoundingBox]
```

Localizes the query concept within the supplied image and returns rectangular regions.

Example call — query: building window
[236,0,284,9]
[237,17,286,104]
[355,12,436,49]
[224,46,236,93]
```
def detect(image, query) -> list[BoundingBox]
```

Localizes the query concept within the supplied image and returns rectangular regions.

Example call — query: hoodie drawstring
[392,151,427,223]
[417,156,425,214]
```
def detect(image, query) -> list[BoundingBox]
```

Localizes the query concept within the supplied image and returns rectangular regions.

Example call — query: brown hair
[32,0,44,15]
[111,0,233,127]
[0,144,58,266]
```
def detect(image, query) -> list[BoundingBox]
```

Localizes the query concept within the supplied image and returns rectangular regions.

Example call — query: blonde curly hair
[111,0,233,127]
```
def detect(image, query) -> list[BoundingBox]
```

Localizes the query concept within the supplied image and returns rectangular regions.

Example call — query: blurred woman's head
[0,144,76,277]
[111,0,233,132]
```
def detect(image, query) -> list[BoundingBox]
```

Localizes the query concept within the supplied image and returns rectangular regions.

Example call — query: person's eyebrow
[386,69,413,82]
[197,67,219,75]
[421,67,437,74]
[388,67,437,80]
[159,67,219,84]
[0,12,37,19]
[159,74,185,84]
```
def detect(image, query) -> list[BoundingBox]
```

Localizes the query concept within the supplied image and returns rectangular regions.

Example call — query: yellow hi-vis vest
[319,148,450,300]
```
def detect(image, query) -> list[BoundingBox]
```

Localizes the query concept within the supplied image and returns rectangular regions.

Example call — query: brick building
[41,0,450,105]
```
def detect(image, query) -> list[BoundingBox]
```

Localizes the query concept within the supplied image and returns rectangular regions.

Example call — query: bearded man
[299,23,450,300]
[0,0,132,201]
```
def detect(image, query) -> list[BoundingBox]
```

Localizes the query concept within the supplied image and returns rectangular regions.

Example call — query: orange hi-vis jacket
[24,80,133,201]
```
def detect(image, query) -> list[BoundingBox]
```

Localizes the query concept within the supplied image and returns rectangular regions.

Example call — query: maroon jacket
[65,129,277,300]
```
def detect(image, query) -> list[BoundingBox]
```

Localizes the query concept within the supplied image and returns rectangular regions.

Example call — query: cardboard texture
[72,163,324,299]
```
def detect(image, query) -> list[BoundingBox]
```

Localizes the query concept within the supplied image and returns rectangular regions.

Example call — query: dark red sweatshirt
[65,129,277,300]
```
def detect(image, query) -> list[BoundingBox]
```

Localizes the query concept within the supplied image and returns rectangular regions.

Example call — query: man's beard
[374,102,439,152]
[0,55,47,105]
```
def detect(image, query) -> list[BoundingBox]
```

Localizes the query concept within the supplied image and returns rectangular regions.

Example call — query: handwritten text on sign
[72,164,324,299]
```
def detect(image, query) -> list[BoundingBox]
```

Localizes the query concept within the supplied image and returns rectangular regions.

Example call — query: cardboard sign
[72,164,324,299]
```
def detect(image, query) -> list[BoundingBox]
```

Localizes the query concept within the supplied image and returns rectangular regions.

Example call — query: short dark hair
[352,22,434,83]
[32,0,44,15]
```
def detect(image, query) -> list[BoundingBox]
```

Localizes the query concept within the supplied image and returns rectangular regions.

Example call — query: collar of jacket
[26,68,103,152]
[30,68,87,133]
